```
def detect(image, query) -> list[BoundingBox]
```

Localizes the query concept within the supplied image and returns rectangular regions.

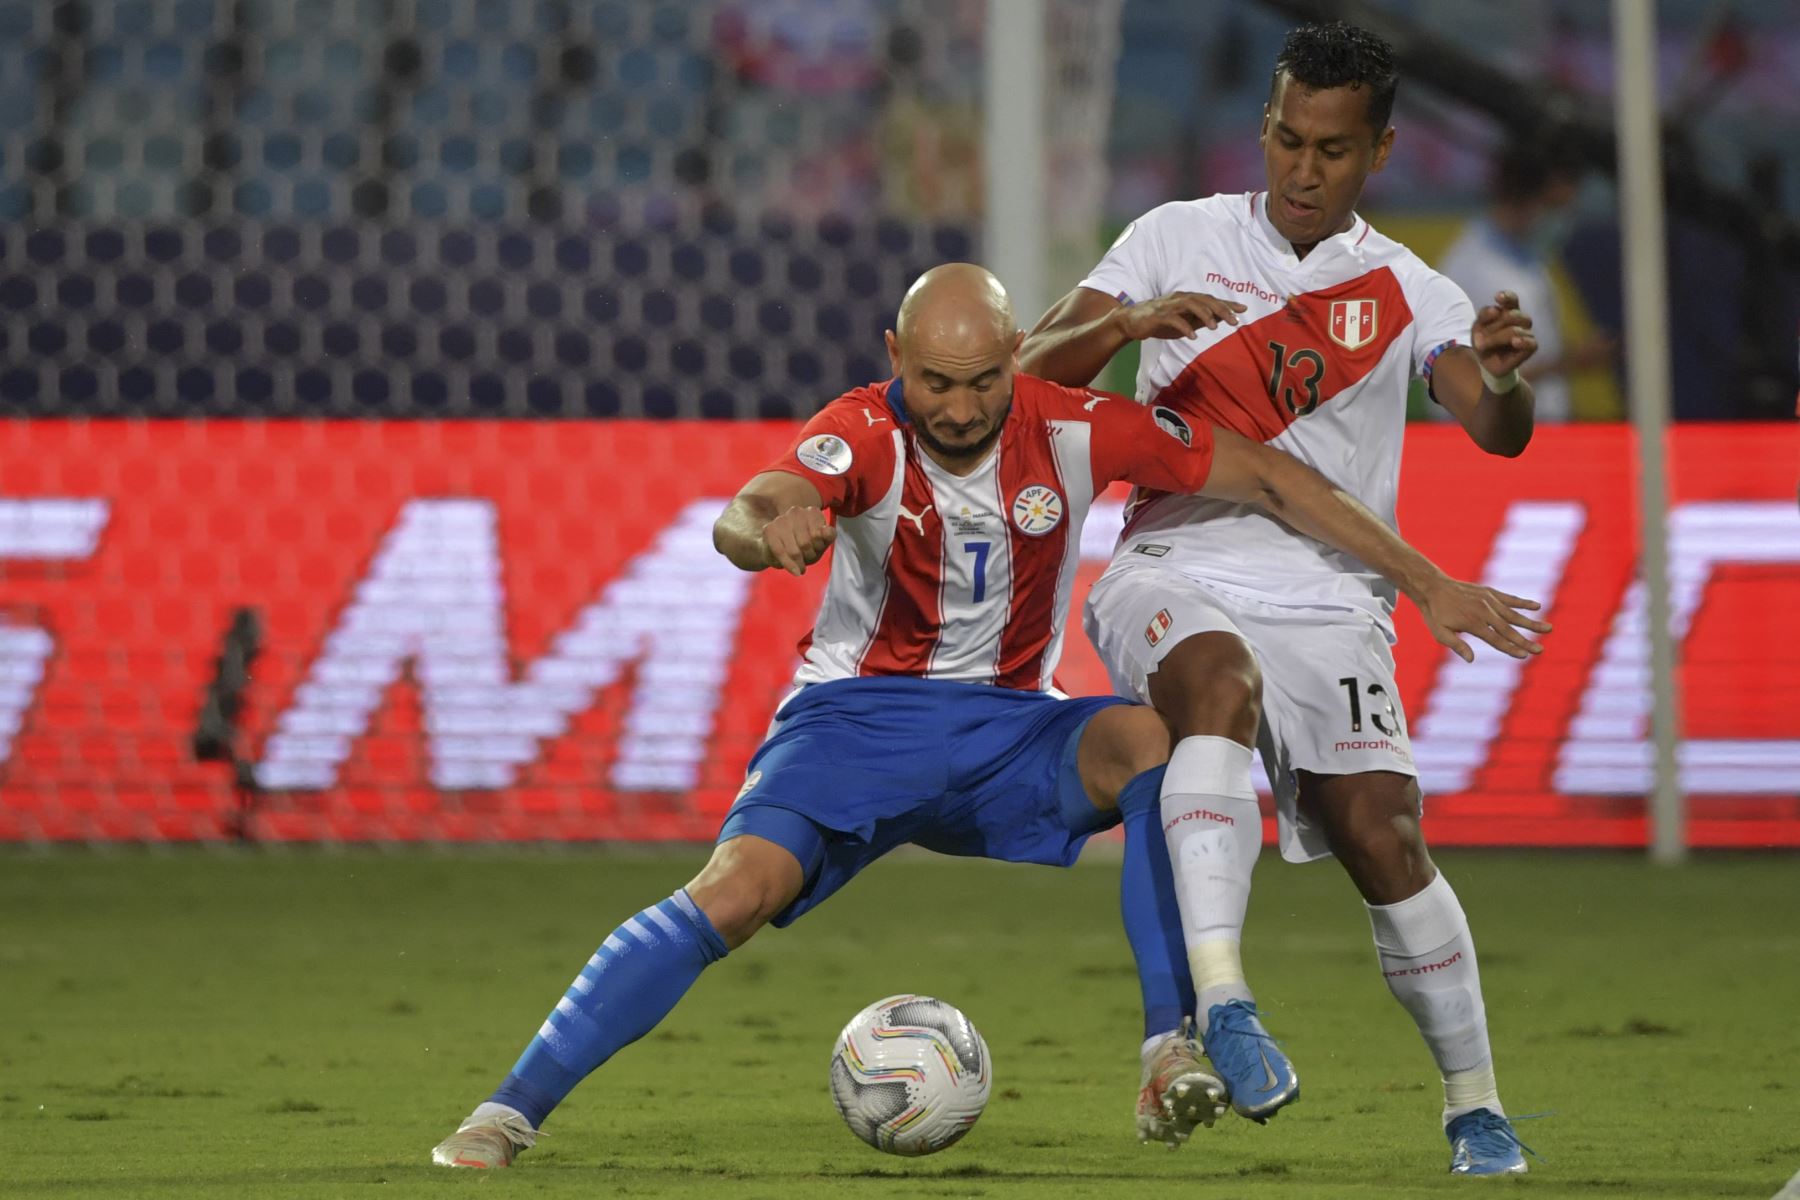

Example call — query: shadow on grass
[14,1161,1741,1197]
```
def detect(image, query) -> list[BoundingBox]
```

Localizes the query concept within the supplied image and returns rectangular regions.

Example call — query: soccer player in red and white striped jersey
[757,369,1207,692]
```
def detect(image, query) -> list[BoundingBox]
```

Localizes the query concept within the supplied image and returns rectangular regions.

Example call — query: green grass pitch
[4,848,1798,1198]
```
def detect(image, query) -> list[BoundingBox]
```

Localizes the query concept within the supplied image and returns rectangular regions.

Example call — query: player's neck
[1289,214,1355,261]
[916,439,997,477]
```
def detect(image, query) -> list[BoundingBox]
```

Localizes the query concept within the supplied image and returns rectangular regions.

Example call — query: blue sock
[487,888,729,1127]
[1118,766,1195,1039]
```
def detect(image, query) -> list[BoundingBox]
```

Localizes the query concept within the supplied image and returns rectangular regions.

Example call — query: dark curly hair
[1271,21,1399,136]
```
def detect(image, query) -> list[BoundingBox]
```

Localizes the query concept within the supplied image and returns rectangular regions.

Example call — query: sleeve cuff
[1420,340,1460,404]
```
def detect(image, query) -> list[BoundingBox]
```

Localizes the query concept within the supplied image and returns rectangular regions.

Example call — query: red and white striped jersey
[1080,191,1476,632]
[767,375,1215,691]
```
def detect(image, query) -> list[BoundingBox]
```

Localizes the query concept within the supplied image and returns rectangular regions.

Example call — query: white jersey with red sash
[1081,191,1476,633]
[766,374,1215,691]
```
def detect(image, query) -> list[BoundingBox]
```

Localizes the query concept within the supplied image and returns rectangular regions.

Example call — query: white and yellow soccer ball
[829,994,992,1156]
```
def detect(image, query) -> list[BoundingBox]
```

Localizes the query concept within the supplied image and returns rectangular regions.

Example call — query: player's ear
[884,329,901,377]
[1369,125,1395,174]
[1258,104,1271,146]
[1009,328,1024,367]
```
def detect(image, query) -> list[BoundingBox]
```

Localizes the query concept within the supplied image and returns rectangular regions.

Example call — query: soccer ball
[829,994,992,1156]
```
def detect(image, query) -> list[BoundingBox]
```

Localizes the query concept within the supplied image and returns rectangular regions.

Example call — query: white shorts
[1083,562,1419,864]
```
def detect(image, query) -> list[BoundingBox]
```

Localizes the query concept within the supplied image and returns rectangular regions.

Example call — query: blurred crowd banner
[1,420,1796,846]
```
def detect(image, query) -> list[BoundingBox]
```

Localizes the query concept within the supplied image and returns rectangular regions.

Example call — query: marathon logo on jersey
[1151,406,1192,447]
[733,769,763,804]
[1144,607,1173,647]
[796,434,853,476]
[1334,737,1412,761]
[1011,485,1064,536]
[1204,271,1282,307]
[1329,298,1380,351]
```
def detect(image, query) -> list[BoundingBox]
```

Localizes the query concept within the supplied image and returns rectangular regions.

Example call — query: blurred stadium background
[0,0,1796,852]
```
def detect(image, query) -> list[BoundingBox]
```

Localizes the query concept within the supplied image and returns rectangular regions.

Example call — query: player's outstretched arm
[1201,429,1552,662]
[712,470,836,576]
[1431,290,1540,458]
[1020,286,1246,387]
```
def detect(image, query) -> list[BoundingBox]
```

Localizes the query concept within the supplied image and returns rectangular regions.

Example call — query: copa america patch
[1151,406,1192,447]
[1011,485,1064,535]
[1144,608,1173,647]
[796,434,853,476]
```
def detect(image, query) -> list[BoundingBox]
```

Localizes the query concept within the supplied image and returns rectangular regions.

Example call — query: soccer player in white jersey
[1022,21,1546,1177]
[430,264,1547,1167]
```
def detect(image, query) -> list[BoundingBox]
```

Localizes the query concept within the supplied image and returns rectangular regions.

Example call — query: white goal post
[983,0,1126,329]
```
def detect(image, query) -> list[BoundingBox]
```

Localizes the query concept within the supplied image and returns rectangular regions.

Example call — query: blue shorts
[716,676,1132,927]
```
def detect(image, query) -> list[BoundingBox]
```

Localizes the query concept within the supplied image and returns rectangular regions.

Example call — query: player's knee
[684,836,804,948]
[1347,831,1435,905]
[1346,810,1427,866]
[1304,777,1435,903]
[1149,632,1262,742]
[1113,705,1176,778]
[1075,705,1174,809]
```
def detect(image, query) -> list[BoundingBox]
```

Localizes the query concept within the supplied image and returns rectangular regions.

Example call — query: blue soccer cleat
[1200,1000,1299,1122]
[1446,1108,1531,1176]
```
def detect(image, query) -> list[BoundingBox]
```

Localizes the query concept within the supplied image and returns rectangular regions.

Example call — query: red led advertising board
[0,420,1795,846]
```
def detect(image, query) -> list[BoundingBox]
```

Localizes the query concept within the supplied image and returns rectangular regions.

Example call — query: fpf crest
[1329,299,1379,351]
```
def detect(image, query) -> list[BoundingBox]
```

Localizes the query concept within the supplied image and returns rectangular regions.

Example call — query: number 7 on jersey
[963,541,990,603]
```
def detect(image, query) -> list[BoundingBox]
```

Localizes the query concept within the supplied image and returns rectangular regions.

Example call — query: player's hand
[760,506,836,576]
[1117,291,1248,341]
[1414,576,1552,663]
[1471,291,1539,379]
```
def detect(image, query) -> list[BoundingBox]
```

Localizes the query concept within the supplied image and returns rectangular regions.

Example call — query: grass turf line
[3,849,1798,1198]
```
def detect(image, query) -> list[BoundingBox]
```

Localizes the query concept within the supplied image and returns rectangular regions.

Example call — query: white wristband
[1478,363,1522,394]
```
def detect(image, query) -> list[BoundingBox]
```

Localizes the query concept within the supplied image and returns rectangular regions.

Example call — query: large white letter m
[255,498,750,792]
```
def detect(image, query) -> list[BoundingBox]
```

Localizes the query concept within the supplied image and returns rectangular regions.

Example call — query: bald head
[895,263,1017,351]
[884,263,1022,470]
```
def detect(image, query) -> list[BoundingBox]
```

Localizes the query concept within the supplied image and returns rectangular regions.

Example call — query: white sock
[1366,872,1503,1125]
[1160,735,1261,1020]
[468,1100,528,1127]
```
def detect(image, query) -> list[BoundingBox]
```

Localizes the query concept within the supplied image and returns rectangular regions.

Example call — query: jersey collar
[883,377,912,424]
[1250,191,1368,263]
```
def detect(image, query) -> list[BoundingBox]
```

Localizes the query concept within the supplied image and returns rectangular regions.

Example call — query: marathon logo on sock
[1144,607,1173,647]
[1163,806,1235,833]
[1384,950,1464,978]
